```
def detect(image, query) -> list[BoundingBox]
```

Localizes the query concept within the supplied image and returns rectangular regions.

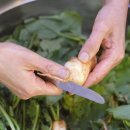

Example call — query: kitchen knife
[56,81,105,104]
[36,72,105,104]
[0,0,36,15]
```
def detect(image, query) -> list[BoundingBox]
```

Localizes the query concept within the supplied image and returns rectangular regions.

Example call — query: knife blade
[56,81,105,104]
[0,0,36,15]
[36,72,105,104]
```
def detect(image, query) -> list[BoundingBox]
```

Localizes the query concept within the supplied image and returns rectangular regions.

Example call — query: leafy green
[108,105,130,121]
[0,11,130,130]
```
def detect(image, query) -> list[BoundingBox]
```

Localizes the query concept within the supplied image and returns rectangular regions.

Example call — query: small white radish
[52,120,67,130]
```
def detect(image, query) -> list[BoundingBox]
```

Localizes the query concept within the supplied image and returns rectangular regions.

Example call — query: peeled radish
[65,57,96,85]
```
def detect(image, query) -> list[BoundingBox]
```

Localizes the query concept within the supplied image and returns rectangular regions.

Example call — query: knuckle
[93,21,109,33]
[84,41,99,58]
[46,63,56,74]
[85,39,97,51]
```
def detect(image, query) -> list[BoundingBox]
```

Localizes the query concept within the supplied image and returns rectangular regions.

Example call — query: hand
[0,42,70,99]
[78,0,129,86]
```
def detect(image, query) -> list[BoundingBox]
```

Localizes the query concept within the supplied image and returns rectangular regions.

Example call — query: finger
[78,22,109,63]
[36,76,63,95]
[26,72,63,97]
[84,49,118,87]
[34,74,63,96]
[10,70,63,99]
[28,83,62,97]
[44,81,63,95]
[27,52,70,80]
[1,80,30,100]
[9,87,29,100]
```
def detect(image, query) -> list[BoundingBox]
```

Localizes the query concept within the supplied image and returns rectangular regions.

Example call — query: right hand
[78,0,128,86]
[0,42,70,99]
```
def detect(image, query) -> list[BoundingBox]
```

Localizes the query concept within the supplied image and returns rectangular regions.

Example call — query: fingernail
[79,52,89,62]
[58,68,70,79]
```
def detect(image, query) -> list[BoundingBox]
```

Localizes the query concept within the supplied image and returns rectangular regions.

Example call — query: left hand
[78,0,129,87]
[0,42,70,99]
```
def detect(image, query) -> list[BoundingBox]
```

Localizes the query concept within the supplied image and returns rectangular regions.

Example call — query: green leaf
[46,95,63,106]
[19,28,30,41]
[0,120,7,130]
[38,38,63,58]
[59,11,82,34]
[40,124,50,130]
[39,11,82,35]
[124,120,130,128]
[2,11,130,130]
[107,105,130,121]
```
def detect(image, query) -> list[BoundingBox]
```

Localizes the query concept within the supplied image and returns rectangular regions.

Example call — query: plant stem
[56,104,60,120]
[13,98,20,109]
[40,22,85,43]
[50,105,58,121]
[11,118,20,130]
[22,102,26,130]
[59,32,85,42]
[32,104,40,130]
[0,104,16,130]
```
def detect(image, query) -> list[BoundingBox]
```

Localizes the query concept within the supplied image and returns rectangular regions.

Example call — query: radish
[65,57,96,85]
[52,120,67,130]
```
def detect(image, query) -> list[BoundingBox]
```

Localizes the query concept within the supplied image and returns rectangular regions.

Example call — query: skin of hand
[78,0,129,87]
[0,42,70,99]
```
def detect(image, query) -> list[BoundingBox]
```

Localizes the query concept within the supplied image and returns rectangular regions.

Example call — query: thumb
[78,23,109,63]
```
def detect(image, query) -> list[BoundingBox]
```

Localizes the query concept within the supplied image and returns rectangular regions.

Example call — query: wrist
[103,0,129,5]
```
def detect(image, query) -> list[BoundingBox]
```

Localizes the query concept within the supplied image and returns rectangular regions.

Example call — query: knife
[0,0,36,15]
[36,72,105,104]
[56,81,105,104]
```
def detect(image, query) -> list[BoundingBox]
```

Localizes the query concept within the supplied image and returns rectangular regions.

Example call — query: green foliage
[108,105,130,121]
[0,11,130,130]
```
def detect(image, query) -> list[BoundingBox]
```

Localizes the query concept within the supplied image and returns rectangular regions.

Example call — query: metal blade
[0,0,36,15]
[56,81,105,104]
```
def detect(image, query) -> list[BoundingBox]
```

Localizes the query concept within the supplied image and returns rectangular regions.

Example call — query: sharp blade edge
[56,81,105,104]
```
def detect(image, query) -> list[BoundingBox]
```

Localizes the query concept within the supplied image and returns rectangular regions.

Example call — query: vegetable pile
[0,11,130,130]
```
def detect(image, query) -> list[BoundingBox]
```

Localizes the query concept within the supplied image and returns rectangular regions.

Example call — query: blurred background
[0,0,101,36]
[0,1,130,130]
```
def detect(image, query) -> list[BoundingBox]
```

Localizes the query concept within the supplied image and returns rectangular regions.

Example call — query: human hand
[0,42,70,99]
[78,0,129,86]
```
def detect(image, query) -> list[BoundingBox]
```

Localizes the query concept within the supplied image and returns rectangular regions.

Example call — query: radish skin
[65,57,96,85]
[52,120,67,130]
